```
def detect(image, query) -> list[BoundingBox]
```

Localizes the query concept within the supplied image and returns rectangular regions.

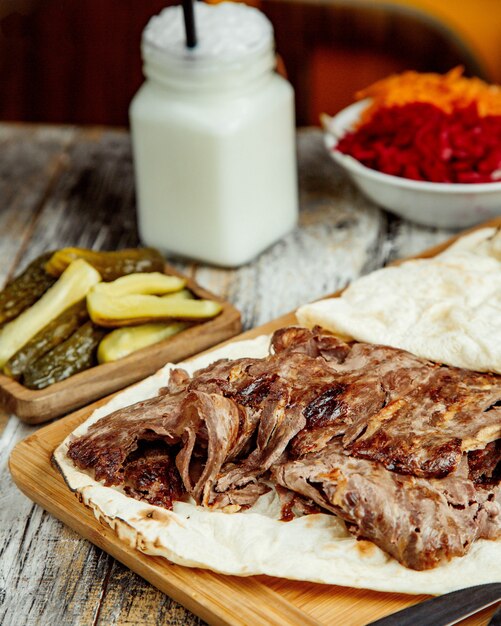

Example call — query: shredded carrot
[357,67,501,122]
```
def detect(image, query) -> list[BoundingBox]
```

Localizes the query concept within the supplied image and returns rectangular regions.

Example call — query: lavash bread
[55,336,501,596]
[297,227,501,374]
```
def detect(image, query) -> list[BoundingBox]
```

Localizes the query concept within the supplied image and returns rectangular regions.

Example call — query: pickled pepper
[92,272,185,297]
[45,247,165,281]
[4,301,89,379]
[87,292,222,327]
[97,321,190,363]
[0,253,56,326]
[23,322,106,389]
[0,259,101,367]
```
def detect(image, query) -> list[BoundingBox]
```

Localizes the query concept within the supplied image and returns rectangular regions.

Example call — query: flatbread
[297,228,501,374]
[55,335,501,596]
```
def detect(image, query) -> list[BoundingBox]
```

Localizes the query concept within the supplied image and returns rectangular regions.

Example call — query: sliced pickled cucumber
[0,252,57,326]
[162,289,194,301]
[97,321,189,363]
[0,259,101,367]
[91,272,185,297]
[87,292,222,327]
[45,247,164,281]
[23,322,106,389]
[4,301,89,379]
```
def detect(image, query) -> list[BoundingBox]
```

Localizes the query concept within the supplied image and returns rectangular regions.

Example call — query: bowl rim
[324,99,501,193]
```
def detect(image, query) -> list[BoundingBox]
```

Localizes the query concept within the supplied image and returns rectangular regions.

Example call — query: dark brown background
[0,0,487,126]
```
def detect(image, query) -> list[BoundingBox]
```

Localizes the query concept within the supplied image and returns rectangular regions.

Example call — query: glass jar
[129,2,298,267]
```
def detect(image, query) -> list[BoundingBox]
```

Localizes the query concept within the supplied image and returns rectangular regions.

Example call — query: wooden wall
[0,0,486,126]
[0,0,169,125]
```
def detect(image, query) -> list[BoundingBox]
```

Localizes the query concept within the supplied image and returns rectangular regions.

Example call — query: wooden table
[0,124,455,626]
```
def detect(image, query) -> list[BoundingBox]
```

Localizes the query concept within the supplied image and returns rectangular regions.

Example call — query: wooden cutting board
[9,220,501,626]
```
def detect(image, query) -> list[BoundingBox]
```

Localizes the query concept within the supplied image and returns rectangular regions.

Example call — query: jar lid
[142,2,274,69]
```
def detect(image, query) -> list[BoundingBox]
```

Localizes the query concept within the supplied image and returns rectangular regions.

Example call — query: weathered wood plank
[0,124,76,282]
[389,218,457,260]
[0,408,9,437]
[0,123,99,626]
[0,124,459,626]
[95,561,203,626]
[15,128,140,267]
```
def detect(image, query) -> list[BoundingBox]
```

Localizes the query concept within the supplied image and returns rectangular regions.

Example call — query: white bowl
[324,100,501,228]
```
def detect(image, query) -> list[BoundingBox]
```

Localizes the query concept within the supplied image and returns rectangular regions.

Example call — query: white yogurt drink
[130,2,298,267]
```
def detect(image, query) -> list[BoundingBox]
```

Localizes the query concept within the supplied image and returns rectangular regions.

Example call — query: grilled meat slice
[67,326,501,570]
[272,328,501,479]
[67,389,258,507]
[122,440,184,509]
[272,439,501,570]
[69,326,501,494]
[349,367,501,478]
[468,440,501,484]
[67,393,186,486]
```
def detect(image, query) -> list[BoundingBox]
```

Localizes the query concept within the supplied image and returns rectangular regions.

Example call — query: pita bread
[297,228,501,374]
[55,335,501,596]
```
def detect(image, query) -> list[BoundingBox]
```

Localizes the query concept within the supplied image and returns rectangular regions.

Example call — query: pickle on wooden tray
[162,288,194,301]
[0,244,225,390]
[97,288,195,361]
[0,252,57,327]
[87,291,222,327]
[45,247,165,281]
[97,321,190,363]
[92,272,185,297]
[0,259,101,368]
[3,301,89,379]
[23,322,106,390]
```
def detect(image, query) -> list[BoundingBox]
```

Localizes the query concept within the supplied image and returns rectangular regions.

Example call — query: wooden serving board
[0,264,241,424]
[9,222,501,626]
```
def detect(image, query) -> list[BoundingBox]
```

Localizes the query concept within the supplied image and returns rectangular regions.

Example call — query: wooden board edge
[8,449,322,626]
[0,263,242,424]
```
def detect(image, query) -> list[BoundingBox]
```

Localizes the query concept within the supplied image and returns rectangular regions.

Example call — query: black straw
[182,0,197,48]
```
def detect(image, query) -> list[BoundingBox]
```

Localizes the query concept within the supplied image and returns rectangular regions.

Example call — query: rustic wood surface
[0,123,476,626]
